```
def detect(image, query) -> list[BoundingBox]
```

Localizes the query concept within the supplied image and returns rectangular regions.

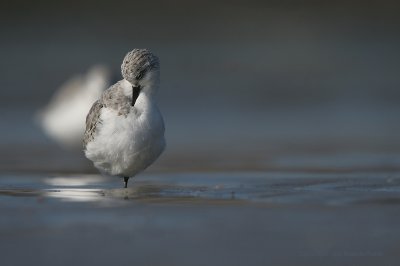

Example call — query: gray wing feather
[83,100,104,149]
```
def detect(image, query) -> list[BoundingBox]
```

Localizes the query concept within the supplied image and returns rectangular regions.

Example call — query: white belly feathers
[85,105,165,177]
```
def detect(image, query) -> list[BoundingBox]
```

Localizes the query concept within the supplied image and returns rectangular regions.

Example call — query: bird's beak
[131,85,141,106]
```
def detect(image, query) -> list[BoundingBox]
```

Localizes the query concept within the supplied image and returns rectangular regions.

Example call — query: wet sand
[0,171,399,266]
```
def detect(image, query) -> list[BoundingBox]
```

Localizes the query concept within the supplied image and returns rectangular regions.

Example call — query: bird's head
[121,49,160,98]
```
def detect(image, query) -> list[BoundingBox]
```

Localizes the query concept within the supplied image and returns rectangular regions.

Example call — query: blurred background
[1,0,399,174]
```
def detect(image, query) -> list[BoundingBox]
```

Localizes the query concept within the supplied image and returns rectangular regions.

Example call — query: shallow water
[1,172,400,266]
[2,172,400,206]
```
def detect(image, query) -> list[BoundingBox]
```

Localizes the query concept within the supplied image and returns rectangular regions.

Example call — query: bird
[37,65,111,149]
[83,49,166,188]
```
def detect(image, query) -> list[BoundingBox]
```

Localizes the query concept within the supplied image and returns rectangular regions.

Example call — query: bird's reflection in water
[1,173,242,205]
[45,189,104,202]
[43,181,236,205]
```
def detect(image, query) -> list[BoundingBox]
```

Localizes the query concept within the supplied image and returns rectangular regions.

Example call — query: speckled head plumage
[121,49,159,84]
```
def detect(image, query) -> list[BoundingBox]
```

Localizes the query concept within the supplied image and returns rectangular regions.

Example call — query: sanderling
[37,65,111,149]
[83,49,166,188]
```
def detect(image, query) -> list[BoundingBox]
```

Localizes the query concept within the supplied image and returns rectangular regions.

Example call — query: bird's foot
[123,177,129,188]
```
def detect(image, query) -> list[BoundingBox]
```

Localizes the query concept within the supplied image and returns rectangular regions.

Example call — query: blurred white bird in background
[37,65,112,150]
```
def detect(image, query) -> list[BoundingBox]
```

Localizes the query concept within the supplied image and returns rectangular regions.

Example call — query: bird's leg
[123,177,129,188]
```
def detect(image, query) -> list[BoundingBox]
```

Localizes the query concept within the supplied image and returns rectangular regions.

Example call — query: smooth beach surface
[1,171,400,266]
